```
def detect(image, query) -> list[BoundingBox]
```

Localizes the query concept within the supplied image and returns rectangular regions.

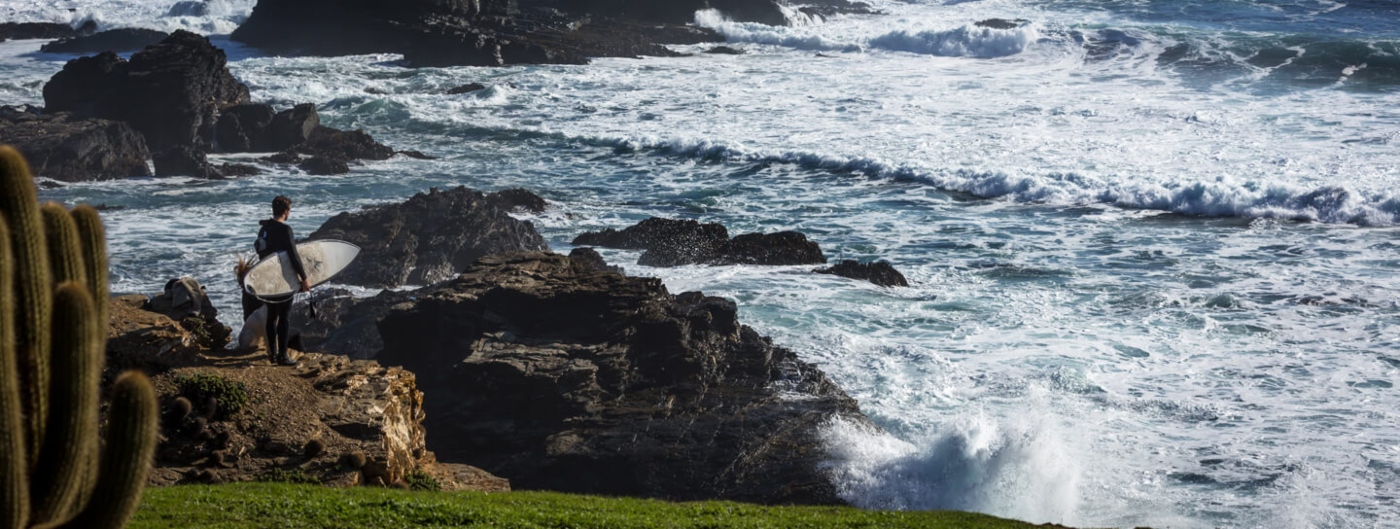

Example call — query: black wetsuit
[255,219,306,361]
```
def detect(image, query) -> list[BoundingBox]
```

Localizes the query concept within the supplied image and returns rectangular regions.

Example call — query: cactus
[0,145,52,466]
[1,217,30,529]
[0,145,158,529]
[68,372,158,529]
[29,283,102,526]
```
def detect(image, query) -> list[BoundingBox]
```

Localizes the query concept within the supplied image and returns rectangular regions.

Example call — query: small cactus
[202,396,218,422]
[341,452,366,470]
[170,396,193,423]
[0,145,158,529]
[303,439,325,460]
[188,417,208,440]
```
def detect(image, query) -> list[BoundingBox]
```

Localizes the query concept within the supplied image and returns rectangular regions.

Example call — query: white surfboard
[244,239,360,302]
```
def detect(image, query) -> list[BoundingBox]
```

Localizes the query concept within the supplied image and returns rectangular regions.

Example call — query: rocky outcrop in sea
[0,106,151,181]
[573,216,827,267]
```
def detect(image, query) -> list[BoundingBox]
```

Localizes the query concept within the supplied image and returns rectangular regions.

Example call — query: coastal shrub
[174,373,247,421]
[255,468,320,485]
[404,469,441,492]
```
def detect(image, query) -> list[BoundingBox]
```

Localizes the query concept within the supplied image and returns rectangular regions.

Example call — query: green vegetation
[174,373,248,420]
[255,469,321,486]
[405,469,442,492]
[132,482,1043,529]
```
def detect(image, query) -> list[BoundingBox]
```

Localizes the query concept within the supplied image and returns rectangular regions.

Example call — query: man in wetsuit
[255,195,310,366]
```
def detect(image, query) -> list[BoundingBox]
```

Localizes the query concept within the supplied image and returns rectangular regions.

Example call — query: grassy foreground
[131,482,1047,529]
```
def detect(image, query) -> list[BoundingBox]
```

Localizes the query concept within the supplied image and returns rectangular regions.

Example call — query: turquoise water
[4,0,1400,526]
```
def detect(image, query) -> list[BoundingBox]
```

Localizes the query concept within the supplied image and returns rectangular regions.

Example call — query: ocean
[3,0,1399,527]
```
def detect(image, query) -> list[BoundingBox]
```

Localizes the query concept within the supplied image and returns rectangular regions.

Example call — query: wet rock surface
[814,259,909,287]
[306,252,871,504]
[307,186,550,288]
[40,28,171,54]
[0,107,151,181]
[573,217,827,267]
[0,21,92,42]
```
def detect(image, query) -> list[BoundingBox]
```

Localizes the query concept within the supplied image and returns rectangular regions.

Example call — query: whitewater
[4,0,1400,527]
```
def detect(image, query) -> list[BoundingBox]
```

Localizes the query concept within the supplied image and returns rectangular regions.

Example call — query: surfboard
[243,239,360,302]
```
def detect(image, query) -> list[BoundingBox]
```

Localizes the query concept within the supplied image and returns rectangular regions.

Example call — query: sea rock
[0,108,151,181]
[446,82,486,94]
[341,251,870,504]
[43,30,251,153]
[813,259,909,287]
[267,103,321,151]
[153,145,220,178]
[215,103,276,152]
[298,155,349,175]
[705,46,745,55]
[0,21,92,42]
[40,28,171,54]
[298,126,394,161]
[306,186,550,287]
[572,217,827,267]
[231,0,718,67]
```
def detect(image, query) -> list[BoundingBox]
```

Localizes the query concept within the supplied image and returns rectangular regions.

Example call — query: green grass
[132,482,1045,529]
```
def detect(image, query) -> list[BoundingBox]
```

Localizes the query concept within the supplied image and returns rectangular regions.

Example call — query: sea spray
[820,402,1081,524]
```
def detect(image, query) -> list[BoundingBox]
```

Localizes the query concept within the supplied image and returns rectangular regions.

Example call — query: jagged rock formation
[573,217,827,267]
[40,28,171,54]
[0,106,151,181]
[0,21,94,42]
[106,294,508,491]
[43,30,251,155]
[814,259,909,287]
[304,252,871,504]
[307,187,550,287]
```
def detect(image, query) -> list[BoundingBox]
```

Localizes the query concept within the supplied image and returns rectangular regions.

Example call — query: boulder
[40,28,171,54]
[306,186,550,287]
[0,21,89,42]
[153,145,220,178]
[446,82,486,94]
[298,155,349,175]
[214,103,276,152]
[297,126,394,161]
[573,217,827,267]
[0,107,151,181]
[267,103,320,151]
[813,259,909,287]
[326,252,871,504]
[43,30,251,153]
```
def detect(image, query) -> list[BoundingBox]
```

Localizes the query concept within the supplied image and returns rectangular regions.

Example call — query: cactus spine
[0,145,52,465]
[68,372,158,529]
[0,146,157,529]
[0,217,31,529]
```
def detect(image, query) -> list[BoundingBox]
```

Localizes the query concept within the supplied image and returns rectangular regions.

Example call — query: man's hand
[299,278,311,292]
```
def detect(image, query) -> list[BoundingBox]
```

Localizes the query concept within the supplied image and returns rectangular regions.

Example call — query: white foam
[869,24,1040,58]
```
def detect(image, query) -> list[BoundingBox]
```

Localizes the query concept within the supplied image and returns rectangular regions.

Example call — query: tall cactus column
[0,145,159,529]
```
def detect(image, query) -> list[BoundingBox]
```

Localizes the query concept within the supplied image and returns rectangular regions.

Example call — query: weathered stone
[43,30,251,153]
[0,21,90,42]
[814,259,909,287]
[153,145,220,178]
[446,82,486,94]
[574,217,827,267]
[307,186,549,287]
[297,126,394,160]
[215,103,276,152]
[0,108,151,181]
[267,103,320,151]
[299,155,349,175]
[40,28,170,54]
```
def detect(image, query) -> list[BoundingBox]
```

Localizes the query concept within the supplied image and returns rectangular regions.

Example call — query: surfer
[255,195,310,367]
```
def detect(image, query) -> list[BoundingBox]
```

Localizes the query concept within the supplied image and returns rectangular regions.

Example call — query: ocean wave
[869,24,1040,58]
[592,135,1400,226]
[693,9,859,52]
[819,415,1080,523]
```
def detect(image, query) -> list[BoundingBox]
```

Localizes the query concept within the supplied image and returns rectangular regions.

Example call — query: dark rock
[710,231,825,266]
[568,247,623,274]
[306,186,549,287]
[153,146,220,178]
[40,28,171,54]
[217,163,261,177]
[261,149,301,164]
[0,108,151,181]
[267,103,320,151]
[297,126,394,161]
[574,217,827,267]
[705,46,744,55]
[446,82,487,94]
[0,22,87,42]
[396,150,436,160]
[299,155,349,175]
[43,30,251,153]
[975,18,1026,30]
[338,252,872,504]
[231,0,721,68]
[215,103,276,152]
[487,187,547,213]
[813,260,909,287]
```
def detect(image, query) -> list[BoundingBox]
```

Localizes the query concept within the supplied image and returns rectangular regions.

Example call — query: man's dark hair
[272,195,293,218]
